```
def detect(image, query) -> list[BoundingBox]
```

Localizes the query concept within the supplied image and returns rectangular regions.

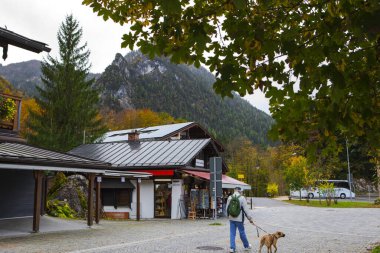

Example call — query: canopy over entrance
[183,170,251,190]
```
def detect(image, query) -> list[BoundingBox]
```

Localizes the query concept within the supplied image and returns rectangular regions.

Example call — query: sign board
[172,180,181,187]
[195,159,204,168]
[210,157,223,199]
[96,176,102,183]
[238,174,245,179]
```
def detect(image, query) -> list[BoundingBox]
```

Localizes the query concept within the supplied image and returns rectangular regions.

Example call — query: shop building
[70,124,250,220]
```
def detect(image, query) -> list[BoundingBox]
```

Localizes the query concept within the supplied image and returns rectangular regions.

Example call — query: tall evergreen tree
[27,15,105,151]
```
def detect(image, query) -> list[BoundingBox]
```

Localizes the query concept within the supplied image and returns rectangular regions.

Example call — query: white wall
[130,179,154,219]
[171,179,184,219]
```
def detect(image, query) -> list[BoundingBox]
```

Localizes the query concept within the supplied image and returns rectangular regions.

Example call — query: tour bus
[290,180,355,199]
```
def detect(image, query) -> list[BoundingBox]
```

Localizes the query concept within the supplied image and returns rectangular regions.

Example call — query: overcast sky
[0,0,270,114]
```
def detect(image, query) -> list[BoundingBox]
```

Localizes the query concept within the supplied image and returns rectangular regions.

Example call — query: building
[70,123,250,220]
[0,28,150,232]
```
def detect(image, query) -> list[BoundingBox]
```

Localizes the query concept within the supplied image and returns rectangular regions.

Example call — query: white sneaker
[244,244,252,251]
[229,249,235,253]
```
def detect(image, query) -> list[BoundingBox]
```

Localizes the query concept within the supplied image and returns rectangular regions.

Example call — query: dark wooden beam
[95,177,101,224]
[33,170,43,232]
[87,173,95,227]
[136,178,141,221]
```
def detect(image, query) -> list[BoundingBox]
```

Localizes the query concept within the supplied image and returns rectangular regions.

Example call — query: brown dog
[259,231,285,253]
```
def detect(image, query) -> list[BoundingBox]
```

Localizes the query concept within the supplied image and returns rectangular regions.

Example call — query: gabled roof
[0,142,108,170]
[0,27,51,60]
[69,139,212,169]
[99,122,225,152]
[100,122,195,143]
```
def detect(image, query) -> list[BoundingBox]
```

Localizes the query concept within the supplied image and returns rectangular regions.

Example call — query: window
[101,188,132,209]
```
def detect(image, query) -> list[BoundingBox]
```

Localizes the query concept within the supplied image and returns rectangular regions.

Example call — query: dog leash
[251,223,269,237]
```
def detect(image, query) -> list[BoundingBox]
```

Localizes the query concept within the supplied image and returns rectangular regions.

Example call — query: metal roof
[0,142,109,170]
[69,139,212,168]
[0,27,51,60]
[99,122,195,143]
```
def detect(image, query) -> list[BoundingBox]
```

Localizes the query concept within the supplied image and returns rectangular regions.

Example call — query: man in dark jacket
[226,187,254,252]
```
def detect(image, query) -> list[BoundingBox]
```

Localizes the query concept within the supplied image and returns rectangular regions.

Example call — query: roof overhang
[0,27,51,60]
[182,170,251,190]
[104,170,151,178]
[0,163,105,174]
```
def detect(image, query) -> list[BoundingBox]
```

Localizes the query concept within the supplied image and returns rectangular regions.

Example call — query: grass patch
[372,245,380,253]
[285,200,380,208]
[209,222,223,226]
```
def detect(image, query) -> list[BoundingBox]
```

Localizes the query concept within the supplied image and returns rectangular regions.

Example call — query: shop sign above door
[195,159,204,168]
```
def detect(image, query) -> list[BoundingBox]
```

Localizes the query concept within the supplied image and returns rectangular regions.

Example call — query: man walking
[227,187,254,253]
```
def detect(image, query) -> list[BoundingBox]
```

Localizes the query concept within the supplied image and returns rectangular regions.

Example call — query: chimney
[128,130,140,141]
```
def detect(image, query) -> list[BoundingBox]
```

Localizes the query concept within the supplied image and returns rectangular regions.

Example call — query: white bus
[290,180,355,199]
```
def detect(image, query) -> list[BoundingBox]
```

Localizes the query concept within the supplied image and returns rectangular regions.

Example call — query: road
[0,198,378,253]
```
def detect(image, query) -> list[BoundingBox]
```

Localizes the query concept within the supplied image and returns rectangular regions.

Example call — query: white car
[290,187,355,199]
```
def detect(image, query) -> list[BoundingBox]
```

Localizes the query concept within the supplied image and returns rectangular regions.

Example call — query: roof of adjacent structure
[69,139,212,168]
[0,142,109,170]
[0,27,51,57]
[100,122,195,143]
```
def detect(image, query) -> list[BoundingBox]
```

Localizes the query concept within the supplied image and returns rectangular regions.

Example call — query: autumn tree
[84,0,380,190]
[103,108,185,130]
[27,15,105,151]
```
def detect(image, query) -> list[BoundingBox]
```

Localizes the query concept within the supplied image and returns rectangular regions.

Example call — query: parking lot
[0,198,378,253]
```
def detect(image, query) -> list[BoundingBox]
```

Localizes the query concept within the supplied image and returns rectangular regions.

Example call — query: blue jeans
[230,220,250,250]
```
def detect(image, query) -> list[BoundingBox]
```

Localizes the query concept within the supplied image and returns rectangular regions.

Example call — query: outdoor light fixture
[121,177,125,182]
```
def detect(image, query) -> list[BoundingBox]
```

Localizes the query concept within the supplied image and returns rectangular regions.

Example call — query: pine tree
[27,15,105,151]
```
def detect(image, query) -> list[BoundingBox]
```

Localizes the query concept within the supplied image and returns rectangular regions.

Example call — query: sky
[0,0,270,114]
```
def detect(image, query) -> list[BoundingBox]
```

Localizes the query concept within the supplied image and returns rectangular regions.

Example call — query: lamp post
[255,166,259,197]
[345,138,353,201]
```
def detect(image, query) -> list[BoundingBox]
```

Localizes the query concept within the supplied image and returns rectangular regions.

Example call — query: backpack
[227,195,241,217]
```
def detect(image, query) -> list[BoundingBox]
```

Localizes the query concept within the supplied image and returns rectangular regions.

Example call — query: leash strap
[251,223,269,234]
[256,226,260,237]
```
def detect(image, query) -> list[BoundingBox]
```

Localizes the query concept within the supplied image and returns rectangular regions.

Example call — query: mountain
[95,51,274,145]
[0,52,274,145]
[0,60,100,97]
[0,60,42,97]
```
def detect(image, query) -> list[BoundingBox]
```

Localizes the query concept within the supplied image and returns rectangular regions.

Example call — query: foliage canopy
[83,0,380,154]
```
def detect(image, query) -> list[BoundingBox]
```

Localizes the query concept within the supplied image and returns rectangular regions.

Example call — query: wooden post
[33,170,43,232]
[137,178,141,221]
[95,177,101,224]
[87,174,95,227]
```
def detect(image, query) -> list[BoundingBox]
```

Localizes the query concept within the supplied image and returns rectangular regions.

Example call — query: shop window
[102,188,132,209]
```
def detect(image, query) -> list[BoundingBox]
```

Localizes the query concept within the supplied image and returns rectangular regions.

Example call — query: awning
[183,170,251,190]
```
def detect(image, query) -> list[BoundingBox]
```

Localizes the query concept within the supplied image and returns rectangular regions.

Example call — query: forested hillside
[95,51,274,145]
[0,51,274,145]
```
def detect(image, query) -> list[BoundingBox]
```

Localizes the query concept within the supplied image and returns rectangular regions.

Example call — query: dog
[259,231,285,253]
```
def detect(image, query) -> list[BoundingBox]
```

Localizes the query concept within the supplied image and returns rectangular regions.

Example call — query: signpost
[210,157,222,219]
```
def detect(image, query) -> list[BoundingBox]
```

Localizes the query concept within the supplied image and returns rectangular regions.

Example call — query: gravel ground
[0,198,378,253]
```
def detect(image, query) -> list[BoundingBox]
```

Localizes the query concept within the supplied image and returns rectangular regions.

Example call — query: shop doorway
[154,182,171,218]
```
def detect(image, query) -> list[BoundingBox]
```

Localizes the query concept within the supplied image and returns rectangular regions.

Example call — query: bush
[319,182,335,206]
[0,97,16,121]
[46,199,76,218]
[267,183,279,197]
[374,198,380,205]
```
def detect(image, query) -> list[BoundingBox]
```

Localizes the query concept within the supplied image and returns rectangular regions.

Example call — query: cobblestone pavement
[0,198,378,253]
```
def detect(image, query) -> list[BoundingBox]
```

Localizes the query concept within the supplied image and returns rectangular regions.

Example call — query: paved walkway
[0,198,378,253]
